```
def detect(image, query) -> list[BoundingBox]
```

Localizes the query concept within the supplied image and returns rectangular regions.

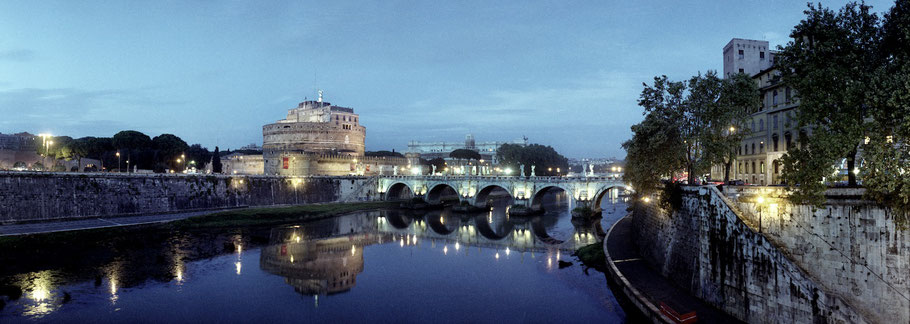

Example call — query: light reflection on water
[0,191,632,322]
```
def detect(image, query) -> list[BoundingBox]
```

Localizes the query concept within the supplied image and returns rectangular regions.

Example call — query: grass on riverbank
[0,201,398,249]
[172,201,398,228]
[575,242,607,272]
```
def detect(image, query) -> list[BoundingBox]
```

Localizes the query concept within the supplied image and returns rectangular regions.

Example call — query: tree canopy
[496,143,568,177]
[775,1,910,213]
[624,71,759,192]
[449,149,481,160]
[365,150,404,158]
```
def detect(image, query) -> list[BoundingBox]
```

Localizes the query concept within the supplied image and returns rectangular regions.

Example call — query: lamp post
[116,152,121,173]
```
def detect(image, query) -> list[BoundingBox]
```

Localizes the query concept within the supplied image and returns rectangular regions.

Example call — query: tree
[449,149,481,160]
[495,143,568,177]
[426,157,446,173]
[863,0,910,223]
[623,114,686,195]
[152,134,189,170]
[212,146,222,173]
[186,144,212,170]
[637,73,719,184]
[365,150,404,158]
[113,131,153,170]
[66,137,93,171]
[777,2,880,204]
[704,73,761,182]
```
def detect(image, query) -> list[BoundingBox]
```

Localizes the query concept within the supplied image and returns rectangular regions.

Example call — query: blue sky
[0,1,896,158]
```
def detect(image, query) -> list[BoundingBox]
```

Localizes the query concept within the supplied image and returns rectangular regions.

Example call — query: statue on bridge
[589,164,594,176]
[519,164,525,177]
[393,166,398,176]
[432,165,436,175]
[531,165,536,177]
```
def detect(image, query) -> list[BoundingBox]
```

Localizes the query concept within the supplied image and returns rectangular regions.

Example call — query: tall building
[407,134,528,164]
[711,38,805,185]
[723,38,775,77]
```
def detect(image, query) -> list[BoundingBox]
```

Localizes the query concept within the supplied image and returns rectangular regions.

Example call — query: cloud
[0,49,36,62]
[365,71,646,157]
[0,87,186,136]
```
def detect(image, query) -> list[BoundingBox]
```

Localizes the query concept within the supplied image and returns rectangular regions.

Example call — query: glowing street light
[116,152,121,173]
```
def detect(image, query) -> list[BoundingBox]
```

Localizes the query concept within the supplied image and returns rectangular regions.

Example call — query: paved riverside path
[0,209,239,236]
[606,216,742,324]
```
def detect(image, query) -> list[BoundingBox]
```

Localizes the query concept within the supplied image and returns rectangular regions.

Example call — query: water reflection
[0,190,631,321]
[260,193,610,296]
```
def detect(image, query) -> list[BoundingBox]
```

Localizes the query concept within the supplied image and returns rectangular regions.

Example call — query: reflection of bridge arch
[426,211,460,235]
[474,214,514,240]
[385,211,413,229]
[592,185,632,209]
[474,185,512,207]
[529,185,573,211]
[425,183,459,204]
[385,182,414,201]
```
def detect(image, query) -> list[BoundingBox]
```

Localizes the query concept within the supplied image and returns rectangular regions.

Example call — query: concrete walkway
[0,209,238,236]
[604,215,741,324]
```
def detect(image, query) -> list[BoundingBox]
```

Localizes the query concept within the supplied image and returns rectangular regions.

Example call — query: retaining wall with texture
[0,172,379,223]
[632,186,869,323]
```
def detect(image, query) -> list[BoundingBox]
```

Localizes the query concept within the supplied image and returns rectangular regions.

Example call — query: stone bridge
[378,175,631,211]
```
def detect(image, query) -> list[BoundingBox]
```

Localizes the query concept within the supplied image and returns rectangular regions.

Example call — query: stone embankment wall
[0,172,379,223]
[632,186,869,323]
[726,186,909,324]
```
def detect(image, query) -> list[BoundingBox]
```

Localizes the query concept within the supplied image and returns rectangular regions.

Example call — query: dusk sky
[0,1,895,158]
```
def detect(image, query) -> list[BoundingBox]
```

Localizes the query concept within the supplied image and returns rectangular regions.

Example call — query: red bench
[659,302,698,324]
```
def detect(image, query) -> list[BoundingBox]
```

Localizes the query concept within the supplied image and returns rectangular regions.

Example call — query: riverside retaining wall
[725,186,909,324]
[631,186,870,323]
[0,172,379,223]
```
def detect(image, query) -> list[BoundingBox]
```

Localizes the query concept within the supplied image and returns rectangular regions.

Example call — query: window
[752,143,756,154]
[739,68,744,74]
[739,163,743,173]
[773,115,778,129]
[785,87,792,102]
[760,142,765,153]
[772,90,778,105]
[760,162,765,174]
[759,119,764,131]
[760,51,765,59]
[785,132,793,150]
[752,161,756,174]
[772,134,779,151]
[738,49,744,59]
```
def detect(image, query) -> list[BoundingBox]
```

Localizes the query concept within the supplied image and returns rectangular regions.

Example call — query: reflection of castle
[259,237,366,295]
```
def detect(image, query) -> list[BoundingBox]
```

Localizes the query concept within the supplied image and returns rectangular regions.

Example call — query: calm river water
[1,193,632,323]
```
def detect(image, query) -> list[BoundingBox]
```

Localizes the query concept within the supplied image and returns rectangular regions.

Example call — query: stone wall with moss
[0,172,379,223]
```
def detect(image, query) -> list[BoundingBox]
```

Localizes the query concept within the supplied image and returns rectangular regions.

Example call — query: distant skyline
[0,1,896,158]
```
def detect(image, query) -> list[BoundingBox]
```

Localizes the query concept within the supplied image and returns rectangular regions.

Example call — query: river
[0,192,632,322]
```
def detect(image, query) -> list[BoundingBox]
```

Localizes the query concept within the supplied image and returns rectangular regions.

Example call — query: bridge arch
[474,184,513,207]
[385,182,414,201]
[425,183,460,205]
[592,185,633,209]
[529,185,574,211]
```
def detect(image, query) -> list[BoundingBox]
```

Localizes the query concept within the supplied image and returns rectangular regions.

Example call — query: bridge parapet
[378,175,631,211]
